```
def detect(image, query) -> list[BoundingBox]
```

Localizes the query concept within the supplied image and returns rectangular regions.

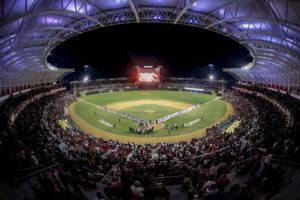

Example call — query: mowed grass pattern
[159,100,227,136]
[73,90,227,137]
[75,101,137,134]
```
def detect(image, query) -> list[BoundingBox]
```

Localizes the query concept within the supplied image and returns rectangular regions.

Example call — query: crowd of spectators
[160,77,227,93]
[72,78,136,94]
[0,85,300,199]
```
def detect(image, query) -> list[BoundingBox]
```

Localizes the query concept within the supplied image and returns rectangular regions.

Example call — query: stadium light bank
[83,76,89,82]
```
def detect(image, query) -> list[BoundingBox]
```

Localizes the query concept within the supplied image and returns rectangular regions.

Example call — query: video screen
[139,72,159,82]
[136,67,160,84]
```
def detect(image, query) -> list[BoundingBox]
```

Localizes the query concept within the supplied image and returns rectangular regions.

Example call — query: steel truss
[1,0,300,88]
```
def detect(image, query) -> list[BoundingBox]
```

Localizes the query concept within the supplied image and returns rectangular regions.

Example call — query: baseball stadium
[1,1,300,200]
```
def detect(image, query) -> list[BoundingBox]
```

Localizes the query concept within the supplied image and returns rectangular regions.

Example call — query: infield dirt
[106,99,191,110]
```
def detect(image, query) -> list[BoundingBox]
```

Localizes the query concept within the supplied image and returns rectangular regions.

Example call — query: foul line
[67,98,233,144]
[77,97,219,124]
[77,98,148,122]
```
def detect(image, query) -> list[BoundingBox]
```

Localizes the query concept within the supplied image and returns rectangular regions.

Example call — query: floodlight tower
[73,77,76,96]
[208,64,214,80]
[84,65,88,77]
[83,64,89,83]
[221,78,224,96]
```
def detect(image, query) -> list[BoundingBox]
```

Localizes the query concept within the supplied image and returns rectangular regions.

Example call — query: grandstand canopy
[1,0,300,88]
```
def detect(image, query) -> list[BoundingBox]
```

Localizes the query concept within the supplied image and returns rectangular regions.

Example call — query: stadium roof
[1,0,300,88]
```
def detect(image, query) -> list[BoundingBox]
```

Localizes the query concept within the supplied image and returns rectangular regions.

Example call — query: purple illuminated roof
[1,0,300,87]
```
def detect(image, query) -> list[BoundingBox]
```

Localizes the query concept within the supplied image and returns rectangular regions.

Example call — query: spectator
[159,186,170,200]
[130,180,144,200]
[94,192,104,200]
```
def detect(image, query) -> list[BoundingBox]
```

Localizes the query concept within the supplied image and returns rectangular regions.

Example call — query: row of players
[128,121,184,135]
[129,121,154,134]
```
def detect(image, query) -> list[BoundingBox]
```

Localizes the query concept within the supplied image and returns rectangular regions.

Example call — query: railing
[271,154,300,167]
[99,162,120,184]
[224,158,253,171]
[8,160,60,184]
[191,146,231,159]
[148,175,184,186]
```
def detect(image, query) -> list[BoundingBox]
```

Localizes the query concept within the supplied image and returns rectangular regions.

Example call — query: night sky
[48,23,252,81]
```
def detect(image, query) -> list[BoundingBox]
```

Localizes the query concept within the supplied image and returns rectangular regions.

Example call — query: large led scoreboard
[136,66,161,84]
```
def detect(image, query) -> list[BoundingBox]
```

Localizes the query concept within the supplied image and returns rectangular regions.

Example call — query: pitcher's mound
[144,110,155,113]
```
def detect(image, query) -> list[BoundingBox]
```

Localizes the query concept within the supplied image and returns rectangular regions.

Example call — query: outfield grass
[72,90,228,137]
[158,100,227,136]
[80,90,215,106]
[74,101,137,134]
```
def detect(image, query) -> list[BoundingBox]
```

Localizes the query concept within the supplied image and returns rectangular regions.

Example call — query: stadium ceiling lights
[1,0,300,87]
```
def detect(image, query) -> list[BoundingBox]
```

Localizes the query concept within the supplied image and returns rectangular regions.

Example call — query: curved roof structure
[1,0,300,88]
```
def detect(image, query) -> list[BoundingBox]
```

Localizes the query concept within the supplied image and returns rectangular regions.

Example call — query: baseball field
[68,90,233,143]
